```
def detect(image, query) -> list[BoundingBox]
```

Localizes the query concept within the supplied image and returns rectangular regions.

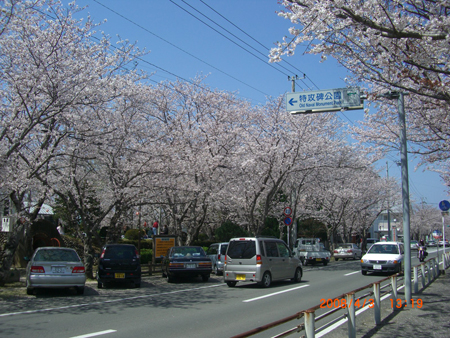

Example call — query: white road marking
[70,330,117,338]
[344,271,360,276]
[243,285,309,303]
[0,283,225,318]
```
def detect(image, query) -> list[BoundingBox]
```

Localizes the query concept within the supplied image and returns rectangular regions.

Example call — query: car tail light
[100,248,106,259]
[31,266,45,273]
[256,255,262,265]
[72,266,85,273]
[135,249,140,259]
[347,250,353,253]
[333,250,338,253]
[199,262,211,267]
[169,263,184,268]
[218,254,221,260]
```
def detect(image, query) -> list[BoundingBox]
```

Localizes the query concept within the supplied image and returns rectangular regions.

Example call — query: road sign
[284,217,293,226]
[286,87,364,114]
[283,207,292,216]
[439,200,450,211]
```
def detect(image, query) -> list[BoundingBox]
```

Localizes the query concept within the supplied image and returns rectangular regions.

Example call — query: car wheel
[214,265,219,275]
[167,274,175,283]
[259,272,271,288]
[26,287,34,295]
[76,286,85,295]
[361,270,367,275]
[226,281,237,287]
[134,281,141,288]
[201,274,209,282]
[335,258,339,261]
[323,260,328,266]
[97,280,103,289]
[292,267,302,282]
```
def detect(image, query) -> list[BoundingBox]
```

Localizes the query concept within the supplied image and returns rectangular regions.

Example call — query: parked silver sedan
[333,243,362,261]
[26,247,86,295]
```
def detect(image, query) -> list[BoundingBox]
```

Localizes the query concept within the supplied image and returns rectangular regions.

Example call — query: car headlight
[387,260,400,264]
[361,258,369,263]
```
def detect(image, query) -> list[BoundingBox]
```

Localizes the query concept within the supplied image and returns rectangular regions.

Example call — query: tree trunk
[83,233,95,279]
[0,221,25,286]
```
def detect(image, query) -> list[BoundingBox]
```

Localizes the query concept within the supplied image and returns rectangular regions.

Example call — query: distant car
[96,244,141,288]
[438,239,449,247]
[361,241,404,275]
[25,247,86,295]
[426,240,437,247]
[162,246,212,283]
[410,240,419,250]
[333,243,362,261]
[206,242,228,276]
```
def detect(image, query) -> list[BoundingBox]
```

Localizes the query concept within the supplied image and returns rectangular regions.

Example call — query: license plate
[236,274,246,280]
[316,258,322,262]
[185,263,196,269]
[115,273,125,278]
[373,264,382,270]
[52,267,65,273]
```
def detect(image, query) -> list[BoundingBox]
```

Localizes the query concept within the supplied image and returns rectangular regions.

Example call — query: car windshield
[227,240,256,259]
[220,244,228,255]
[34,249,80,262]
[368,244,399,254]
[172,247,206,258]
[338,244,352,249]
[104,246,136,259]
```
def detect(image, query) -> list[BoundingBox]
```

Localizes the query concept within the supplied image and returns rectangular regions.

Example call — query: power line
[92,0,271,97]
[197,0,320,90]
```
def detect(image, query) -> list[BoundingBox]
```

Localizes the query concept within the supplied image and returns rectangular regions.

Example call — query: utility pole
[386,161,391,240]
[288,75,305,93]
[379,91,411,306]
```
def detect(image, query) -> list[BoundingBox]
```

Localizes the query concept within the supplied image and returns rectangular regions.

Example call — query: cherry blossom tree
[0,0,144,283]
[271,0,450,186]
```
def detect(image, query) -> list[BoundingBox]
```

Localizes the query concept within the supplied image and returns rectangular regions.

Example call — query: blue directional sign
[439,200,450,211]
[286,87,363,114]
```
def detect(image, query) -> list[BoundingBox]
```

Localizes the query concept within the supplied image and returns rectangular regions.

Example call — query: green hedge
[140,249,152,264]
[118,238,153,250]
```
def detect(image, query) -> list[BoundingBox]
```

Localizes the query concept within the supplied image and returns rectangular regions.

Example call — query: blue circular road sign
[439,200,450,211]
[284,217,293,226]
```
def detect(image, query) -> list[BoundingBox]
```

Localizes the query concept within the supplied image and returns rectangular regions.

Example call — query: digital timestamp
[320,298,424,309]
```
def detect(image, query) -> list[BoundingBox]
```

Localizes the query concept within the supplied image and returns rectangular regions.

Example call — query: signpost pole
[438,200,450,273]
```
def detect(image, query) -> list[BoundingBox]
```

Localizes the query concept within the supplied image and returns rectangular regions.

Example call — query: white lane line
[70,330,117,338]
[243,285,309,303]
[0,283,225,318]
[344,271,360,276]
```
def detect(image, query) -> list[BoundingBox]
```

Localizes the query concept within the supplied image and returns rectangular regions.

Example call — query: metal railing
[232,251,450,338]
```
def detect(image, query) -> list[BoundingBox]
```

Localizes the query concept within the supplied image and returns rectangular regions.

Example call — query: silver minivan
[206,242,228,276]
[224,236,302,287]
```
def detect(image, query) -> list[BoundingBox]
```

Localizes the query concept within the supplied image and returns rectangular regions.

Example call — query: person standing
[152,220,159,235]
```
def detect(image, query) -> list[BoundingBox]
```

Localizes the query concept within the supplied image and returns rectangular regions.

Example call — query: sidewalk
[328,267,450,337]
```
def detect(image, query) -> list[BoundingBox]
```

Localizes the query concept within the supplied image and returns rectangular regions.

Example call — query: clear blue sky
[66,0,448,207]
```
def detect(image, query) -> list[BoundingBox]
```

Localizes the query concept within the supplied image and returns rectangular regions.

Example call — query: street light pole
[386,161,391,240]
[380,91,412,306]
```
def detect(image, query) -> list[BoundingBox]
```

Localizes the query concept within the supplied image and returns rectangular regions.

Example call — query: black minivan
[96,244,141,288]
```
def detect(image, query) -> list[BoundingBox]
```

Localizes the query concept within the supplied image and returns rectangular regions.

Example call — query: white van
[223,236,302,288]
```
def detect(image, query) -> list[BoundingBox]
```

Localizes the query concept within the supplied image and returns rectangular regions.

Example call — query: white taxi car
[360,241,404,275]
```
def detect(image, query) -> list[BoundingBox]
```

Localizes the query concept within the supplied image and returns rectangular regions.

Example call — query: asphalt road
[0,247,443,338]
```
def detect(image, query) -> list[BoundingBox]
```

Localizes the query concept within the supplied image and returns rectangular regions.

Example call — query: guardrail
[232,251,450,338]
